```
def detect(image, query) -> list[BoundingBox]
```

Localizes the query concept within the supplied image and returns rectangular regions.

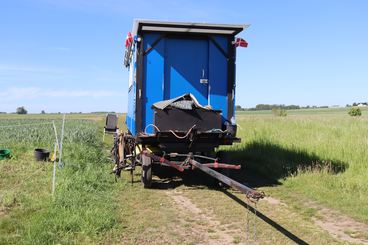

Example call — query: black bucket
[34,148,50,161]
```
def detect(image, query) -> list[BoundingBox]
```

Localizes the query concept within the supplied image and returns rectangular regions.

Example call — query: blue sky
[0,0,367,113]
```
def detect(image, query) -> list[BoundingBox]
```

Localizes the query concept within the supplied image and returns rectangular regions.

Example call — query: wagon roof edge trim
[133,19,248,36]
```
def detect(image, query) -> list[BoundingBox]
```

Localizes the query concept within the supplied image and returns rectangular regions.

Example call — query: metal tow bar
[189,159,265,201]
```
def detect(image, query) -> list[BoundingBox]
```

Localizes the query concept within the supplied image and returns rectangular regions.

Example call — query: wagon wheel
[141,154,152,188]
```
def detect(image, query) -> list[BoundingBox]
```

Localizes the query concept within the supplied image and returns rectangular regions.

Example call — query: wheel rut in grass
[265,196,368,244]
[166,190,240,244]
[309,201,368,244]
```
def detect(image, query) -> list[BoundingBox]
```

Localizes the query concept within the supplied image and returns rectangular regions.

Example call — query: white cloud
[0,86,120,100]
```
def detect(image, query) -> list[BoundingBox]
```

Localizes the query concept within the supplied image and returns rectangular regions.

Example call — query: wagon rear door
[164,38,209,106]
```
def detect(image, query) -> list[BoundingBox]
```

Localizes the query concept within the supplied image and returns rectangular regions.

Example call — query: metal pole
[189,159,265,201]
[52,120,59,151]
[58,114,66,167]
[51,121,59,196]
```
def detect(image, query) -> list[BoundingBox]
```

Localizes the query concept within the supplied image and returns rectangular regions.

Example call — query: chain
[245,197,259,245]
[253,202,258,245]
[246,198,250,245]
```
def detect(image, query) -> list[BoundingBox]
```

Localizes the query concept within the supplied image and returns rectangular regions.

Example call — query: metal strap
[143,34,166,56]
[209,36,229,59]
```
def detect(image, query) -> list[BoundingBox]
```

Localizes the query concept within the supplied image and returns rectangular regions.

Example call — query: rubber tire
[141,155,152,188]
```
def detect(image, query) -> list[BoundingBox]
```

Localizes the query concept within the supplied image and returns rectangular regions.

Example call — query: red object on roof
[234,37,248,48]
[125,32,133,48]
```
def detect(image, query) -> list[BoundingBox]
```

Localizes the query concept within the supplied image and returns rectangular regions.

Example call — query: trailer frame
[111,133,265,202]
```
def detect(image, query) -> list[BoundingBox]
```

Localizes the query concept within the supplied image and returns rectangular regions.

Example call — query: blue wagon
[112,20,264,200]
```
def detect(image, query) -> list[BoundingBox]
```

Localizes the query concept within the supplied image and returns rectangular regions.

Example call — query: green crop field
[0,115,126,244]
[0,108,367,244]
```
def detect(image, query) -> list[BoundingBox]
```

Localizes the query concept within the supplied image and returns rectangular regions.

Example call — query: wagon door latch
[200,68,208,84]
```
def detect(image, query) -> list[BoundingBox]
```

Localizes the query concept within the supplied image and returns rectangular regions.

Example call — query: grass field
[231,107,368,222]
[0,108,367,244]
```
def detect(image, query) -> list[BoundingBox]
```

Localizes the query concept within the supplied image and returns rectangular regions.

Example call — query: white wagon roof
[133,19,248,36]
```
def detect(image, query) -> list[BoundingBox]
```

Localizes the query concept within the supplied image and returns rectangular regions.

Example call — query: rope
[206,128,227,133]
[144,124,161,134]
[169,125,196,139]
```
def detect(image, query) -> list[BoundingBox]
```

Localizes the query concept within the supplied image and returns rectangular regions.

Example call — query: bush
[348,107,361,117]
[272,108,287,117]
[16,106,27,114]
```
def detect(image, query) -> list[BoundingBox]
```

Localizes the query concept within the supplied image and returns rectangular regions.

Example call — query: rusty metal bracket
[142,150,185,172]
[201,162,241,170]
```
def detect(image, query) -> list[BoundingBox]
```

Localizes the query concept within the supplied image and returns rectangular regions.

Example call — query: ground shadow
[150,140,347,189]
[145,141,349,244]
[151,164,235,190]
[223,141,348,186]
[145,141,351,244]
[149,166,311,244]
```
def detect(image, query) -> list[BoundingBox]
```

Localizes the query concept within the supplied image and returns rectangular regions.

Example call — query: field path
[261,195,368,244]
[160,183,368,244]
[166,190,239,244]
[308,201,368,244]
[113,169,367,245]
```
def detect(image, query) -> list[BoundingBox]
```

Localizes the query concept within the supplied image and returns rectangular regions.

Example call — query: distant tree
[16,106,27,114]
[348,107,362,117]
[235,105,243,111]
[251,104,300,111]
[41,110,46,114]
[353,102,358,106]
[346,104,351,107]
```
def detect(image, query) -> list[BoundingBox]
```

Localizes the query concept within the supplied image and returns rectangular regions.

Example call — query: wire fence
[0,115,66,197]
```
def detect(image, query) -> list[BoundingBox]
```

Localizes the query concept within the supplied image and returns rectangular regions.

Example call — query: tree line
[235,104,330,111]
[0,107,119,114]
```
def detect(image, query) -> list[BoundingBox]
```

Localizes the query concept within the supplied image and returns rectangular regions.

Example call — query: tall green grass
[225,113,368,222]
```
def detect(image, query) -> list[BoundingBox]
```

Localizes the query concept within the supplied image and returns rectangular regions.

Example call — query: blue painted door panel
[142,33,165,134]
[209,35,228,122]
[164,38,209,106]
